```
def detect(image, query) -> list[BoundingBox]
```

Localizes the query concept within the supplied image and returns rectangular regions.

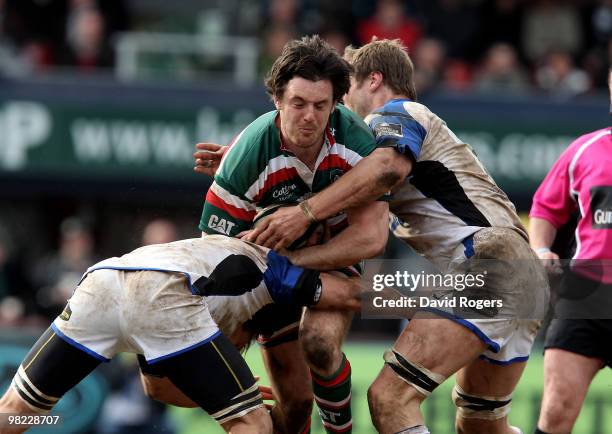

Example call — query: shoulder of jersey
[233,110,278,145]
[221,110,279,170]
[568,127,612,151]
[367,99,429,122]
[335,104,368,124]
[381,99,418,113]
[333,103,373,134]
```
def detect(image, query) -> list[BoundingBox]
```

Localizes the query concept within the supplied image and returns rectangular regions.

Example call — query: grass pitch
[170,341,612,433]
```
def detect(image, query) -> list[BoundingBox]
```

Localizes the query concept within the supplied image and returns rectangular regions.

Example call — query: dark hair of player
[264,34,351,103]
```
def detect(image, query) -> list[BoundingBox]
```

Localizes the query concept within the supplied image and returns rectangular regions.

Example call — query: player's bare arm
[308,147,411,219]
[316,273,362,311]
[245,147,410,249]
[285,201,389,270]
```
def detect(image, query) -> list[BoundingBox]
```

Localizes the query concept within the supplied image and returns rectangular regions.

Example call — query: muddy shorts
[432,227,550,364]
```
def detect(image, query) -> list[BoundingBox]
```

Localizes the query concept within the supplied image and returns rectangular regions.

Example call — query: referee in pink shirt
[529,69,612,434]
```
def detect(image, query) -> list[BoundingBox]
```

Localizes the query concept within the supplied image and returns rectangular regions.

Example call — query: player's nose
[302,105,315,122]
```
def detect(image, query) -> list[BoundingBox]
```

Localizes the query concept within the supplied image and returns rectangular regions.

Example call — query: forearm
[289,202,389,270]
[316,273,361,311]
[308,148,410,221]
[529,217,558,250]
[288,228,379,270]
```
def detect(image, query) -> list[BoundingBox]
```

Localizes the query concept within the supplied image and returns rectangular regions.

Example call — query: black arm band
[293,269,322,307]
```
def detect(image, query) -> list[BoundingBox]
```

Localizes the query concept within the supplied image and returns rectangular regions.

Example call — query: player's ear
[370,71,384,91]
[273,96,282,110]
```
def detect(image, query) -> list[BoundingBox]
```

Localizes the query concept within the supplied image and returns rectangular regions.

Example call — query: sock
[394,425,430,434]
[311,353,352,433]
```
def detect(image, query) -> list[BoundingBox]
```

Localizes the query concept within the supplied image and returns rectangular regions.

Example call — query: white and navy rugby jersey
[83,235,310,338]
[365,98,526,266]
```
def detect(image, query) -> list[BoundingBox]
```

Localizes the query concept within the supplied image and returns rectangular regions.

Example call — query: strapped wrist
[534,247,552,255]
[299,200,318,223]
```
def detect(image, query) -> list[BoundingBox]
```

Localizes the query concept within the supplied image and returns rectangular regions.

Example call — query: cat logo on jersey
[59,302,72,321]
[208,215,236,235]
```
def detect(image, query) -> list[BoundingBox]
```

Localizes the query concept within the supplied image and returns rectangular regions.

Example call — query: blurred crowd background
[1,0,611,95]
[0,1,611,432]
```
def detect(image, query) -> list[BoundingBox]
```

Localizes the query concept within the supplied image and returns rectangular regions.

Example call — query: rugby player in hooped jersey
[204,39,549,434]
[0,235,362,434]
[197,35,389,433]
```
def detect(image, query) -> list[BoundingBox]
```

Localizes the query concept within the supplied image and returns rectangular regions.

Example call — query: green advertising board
[0,99,255,183]
[0,79,608,199]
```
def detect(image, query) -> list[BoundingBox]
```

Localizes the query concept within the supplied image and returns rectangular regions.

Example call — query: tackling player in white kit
[0,234,360,434]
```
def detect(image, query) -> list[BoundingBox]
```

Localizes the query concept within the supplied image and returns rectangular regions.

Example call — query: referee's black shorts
[544,318,612,367]
[545,269,612,367]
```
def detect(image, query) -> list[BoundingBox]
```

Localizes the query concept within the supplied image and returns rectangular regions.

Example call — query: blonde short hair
[346,38,417,101]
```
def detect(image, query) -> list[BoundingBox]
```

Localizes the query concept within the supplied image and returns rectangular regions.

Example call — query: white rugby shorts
[431,227,549,364]
[52,269,219,363]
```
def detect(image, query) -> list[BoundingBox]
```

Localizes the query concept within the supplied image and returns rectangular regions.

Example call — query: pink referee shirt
[530,127,612,282]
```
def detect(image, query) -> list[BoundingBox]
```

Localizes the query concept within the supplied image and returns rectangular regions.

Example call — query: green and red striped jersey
[199,104,376,236]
